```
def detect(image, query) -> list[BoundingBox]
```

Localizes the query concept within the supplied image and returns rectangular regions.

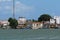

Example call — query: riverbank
[0,29,60,40]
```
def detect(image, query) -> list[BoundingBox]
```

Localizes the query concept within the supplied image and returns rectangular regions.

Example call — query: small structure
[25,20,32,29]
[49,19,56,28]
[54,16,60,24]
[0,20,10,29]
[18,17,26,24]
[54,16,60,28]
[32,22,43,29]
[50,19,56,24]
[17,17,27,29]
[43,21,50,29]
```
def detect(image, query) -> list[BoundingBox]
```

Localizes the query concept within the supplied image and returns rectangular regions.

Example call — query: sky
[0,0,60,20]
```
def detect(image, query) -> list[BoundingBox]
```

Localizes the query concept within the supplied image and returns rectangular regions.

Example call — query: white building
[17,17,27,29]
[32,22,43,29]
[0,20,10,29]
[50,19,56,24]
[18,17,26,24]
[54,16,60,24]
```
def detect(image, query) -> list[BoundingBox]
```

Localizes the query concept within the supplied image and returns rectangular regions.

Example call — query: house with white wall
[50,19,56,24]
[0,20,10,29]
[49,19,56,28]
[54,16,60,28]
[54,16,60,24]
[17,17,27,29]
[32,22,43,29]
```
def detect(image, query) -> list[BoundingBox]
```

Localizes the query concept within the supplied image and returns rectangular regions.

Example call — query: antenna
[13,0,15,19]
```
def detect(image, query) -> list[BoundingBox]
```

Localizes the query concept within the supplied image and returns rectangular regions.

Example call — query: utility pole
[13,0,15,19]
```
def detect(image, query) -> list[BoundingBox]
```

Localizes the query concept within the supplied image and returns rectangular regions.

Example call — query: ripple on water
[49,36,60,39]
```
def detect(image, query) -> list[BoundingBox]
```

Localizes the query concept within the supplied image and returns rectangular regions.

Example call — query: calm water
[0,29,60,40]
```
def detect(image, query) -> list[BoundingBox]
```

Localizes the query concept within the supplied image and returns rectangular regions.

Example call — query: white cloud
[6,0,12,2]
[0,0,2,2]
[5,6,11,9]
[0,0,12,2]
[15,1,21,5]
[4,0,12,2]
[3,0,6,2]
[15,1,34,13]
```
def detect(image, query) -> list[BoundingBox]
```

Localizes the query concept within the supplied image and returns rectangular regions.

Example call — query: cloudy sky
[0,0,60,20]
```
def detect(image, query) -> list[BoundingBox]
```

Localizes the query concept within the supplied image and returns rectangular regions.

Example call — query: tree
[38,14,52,22]
[32,19,38,22]
[8,18,18,29]
[8,18,12,22]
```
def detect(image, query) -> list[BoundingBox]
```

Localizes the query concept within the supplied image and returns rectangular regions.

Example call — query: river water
[0,29,60,40]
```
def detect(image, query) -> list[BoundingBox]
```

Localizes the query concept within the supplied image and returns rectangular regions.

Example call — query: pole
[13,0,15,19]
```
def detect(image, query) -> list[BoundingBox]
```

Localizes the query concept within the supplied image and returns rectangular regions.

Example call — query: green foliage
[8,18,12,22]
[32,19,38,22]
[8,18,18,29]
[38,14,52,22]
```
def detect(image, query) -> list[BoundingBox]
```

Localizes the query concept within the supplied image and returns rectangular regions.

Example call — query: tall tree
[38,14,52,22]
[8,18,18,29]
